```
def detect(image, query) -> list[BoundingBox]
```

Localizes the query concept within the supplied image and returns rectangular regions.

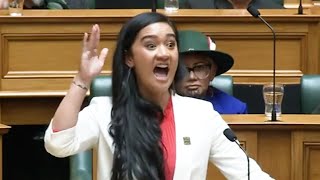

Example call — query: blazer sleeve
[208,112,274,180]
[44,97,111,157]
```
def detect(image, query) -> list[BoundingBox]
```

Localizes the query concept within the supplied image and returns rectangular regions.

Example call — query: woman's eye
[167,41,176,48]
[146,44,156,49]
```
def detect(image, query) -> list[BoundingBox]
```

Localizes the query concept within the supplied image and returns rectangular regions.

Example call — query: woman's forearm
[51,75,91,131]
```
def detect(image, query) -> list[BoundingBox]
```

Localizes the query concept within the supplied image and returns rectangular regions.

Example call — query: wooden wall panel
[217,36,304,70]
[0,9,319,91]
[0,97,61,125]
[304,143,320,180]
[292,131,320,180]
[258,131,292,180]
[2,34,116,78]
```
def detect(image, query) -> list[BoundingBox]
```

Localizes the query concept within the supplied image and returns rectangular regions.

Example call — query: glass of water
[164,0,179,12]
[8,0,24,16]
[262,84,284,118]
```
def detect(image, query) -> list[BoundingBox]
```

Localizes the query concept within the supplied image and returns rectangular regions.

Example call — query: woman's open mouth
[153,64,169,81]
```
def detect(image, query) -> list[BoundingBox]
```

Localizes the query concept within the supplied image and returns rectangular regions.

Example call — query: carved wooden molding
[303,142,320,180]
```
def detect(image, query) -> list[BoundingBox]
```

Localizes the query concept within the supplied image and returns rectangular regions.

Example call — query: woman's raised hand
[77,24,108,86]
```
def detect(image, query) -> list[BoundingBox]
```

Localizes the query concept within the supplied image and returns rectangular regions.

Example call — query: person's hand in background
[0,0,9,9]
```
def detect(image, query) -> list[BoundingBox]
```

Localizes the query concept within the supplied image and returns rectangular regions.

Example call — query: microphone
[223,128,250,180]
[152,0,157,12]
[298,0,303,15]
[247,6,277,121]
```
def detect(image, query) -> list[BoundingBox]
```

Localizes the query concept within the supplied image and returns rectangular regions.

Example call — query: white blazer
[45,94,274,180]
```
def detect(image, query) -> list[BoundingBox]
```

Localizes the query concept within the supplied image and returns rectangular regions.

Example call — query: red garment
[160,97,176,180]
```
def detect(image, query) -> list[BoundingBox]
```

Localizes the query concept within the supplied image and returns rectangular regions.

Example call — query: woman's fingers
[82,32,89,53]
[98,48,109,64]
[82,24,98,53]
[82,48,108,63]
[87,24,100,52]
[93,24,100,50]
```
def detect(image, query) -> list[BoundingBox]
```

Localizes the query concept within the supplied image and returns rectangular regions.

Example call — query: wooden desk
[0,124,10,180]
[206,114,320,180]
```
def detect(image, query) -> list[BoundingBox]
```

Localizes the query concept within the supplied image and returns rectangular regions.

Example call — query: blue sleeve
[240,103,248,114]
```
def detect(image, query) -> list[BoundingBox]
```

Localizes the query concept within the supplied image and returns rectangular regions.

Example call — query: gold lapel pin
[183,137,191,145]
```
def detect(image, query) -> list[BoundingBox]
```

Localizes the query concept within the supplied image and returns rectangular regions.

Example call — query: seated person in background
[0,0,68,9]
[186,0,284,9]
[175,30,248,114]
[24,0,68,9]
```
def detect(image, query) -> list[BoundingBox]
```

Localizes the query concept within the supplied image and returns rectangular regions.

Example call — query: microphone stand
[247,6,277,121]
[259,17,277,121]
[234,141,250,180]
[298,0,303,15]
[152,0,157,12]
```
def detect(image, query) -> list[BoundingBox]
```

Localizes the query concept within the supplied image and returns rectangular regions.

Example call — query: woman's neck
[140,88,171,110]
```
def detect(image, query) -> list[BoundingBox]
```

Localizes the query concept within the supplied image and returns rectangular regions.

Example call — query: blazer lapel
[172,95,192,180]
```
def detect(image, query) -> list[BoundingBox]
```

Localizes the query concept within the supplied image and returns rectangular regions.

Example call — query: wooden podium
[206,114,320,180]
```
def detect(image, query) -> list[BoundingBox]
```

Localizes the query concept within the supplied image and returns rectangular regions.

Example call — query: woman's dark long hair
[109,12,184,180]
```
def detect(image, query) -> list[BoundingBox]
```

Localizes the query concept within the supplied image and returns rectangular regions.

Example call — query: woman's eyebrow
[140,33,176,42]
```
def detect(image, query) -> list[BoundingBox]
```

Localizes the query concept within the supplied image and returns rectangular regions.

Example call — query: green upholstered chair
[70,75,233,180]
[70,76,111,180]
[301,75,320,114]
[211,75,233,95]
[69,151,92,180]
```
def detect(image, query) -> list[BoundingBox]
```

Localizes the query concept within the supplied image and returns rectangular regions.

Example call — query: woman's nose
[156,46,170,59]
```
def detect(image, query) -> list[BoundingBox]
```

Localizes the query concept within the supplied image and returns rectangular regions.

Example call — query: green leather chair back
[90,75,112,97]
[211,75,233,95]
[70,76,111,180]
[70,151,92,180]
[301,75,320,114]
[88,75,233,97]
[274,0,284,6]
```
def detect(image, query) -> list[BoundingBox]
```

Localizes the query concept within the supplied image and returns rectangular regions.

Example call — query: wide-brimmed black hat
[178,30,234,76]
